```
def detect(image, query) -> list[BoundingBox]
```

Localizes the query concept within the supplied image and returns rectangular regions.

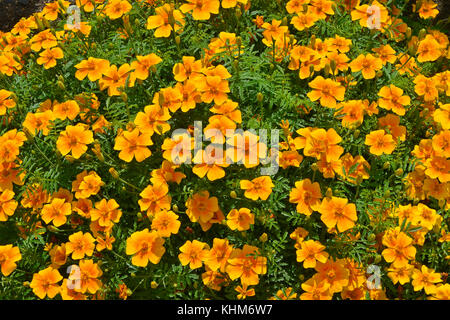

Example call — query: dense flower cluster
[0,0,448,300]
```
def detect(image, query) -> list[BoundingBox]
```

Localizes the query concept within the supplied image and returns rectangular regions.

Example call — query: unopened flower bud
[330,59,336,74]
[235,8,242,19]
[406,27,412,39]
[354,129,360,138]
[418,28,426,40]
[374,254,382,264]
[384,190,391,198]
[175,35,181,46]
[395,168,404,176]
[324,63,330,77]
[259,233,268,242]
[57,80,65,91]
[368,233,376,242]
[256,92,264,103]
[311,162,318,172]
[109,167,119,179]
[151,281,158,289]
[121,92,128,103]
[310,35,316,48]
[172,204,179,212]
[326,188,333,198]
[230,191,237,199]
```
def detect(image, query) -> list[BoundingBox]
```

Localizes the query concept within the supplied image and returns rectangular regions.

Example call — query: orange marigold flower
[134,104,171,136]
[387,263,414,285]
[226,245,267,286]
[210,99,242,124]
[41,198,71,227]
[104,0,132,20]
[289,179,322,216]
[204,238,233,272]
[412,265,442,295]
[75,57,110,81]
[30,267,62,299]
[432,130,450,158]
[318,196,357,232]
[349,53,382,79]
[192,149,229,181]
[139,183,171,216]
[197,75,230,105]
[378,84,410,116]
[178,240,209,269]
[307,76,345,108]
[146,4,185,38]
[235,284,255,299]
[185,190,219,223]
[161,132,193,164]
[173,56,203,82]
[433,104,450,130]
[73,171,104,199]
[0,189,17,222]
[114,128,153,162]
[296,240,328,268]
[0,89,16,116]
[126,229,166,267]
[300,276,332,300]
[36,47,64,69]
[65,231,96,260]
[22,110,55,136]
[99,63,133,96]
[151,210,181,237]
[364,129,396,155]
[429,284,450,300]
[303,127,343,161]
[56,124,94,159]
[240,176,274,201]
[130,53,162,83]
[226,207,254,231]
[314,258,349,293]
[71,259,103,294]
[53,100,80,121]
[382,229,416,268]
[90,198,122,228]
[180,0,220,20]
[29,29,57,52]
[424,156,450,182]
[372,44,397,65]
[0,244,21,276]
[414,75,439,102]
[150,160,186,185]
[49,244,67,268]
[96,233,115,252]
[417,35,442,63]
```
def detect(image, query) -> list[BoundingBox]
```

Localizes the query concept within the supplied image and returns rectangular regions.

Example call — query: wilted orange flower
[240,176,274,201]
[318,196,357,232]
[30,267,62,299]
[185,190,219,223]
[56,124,93,159]
[204,238,233,272]
[0,90,16,115]
[296,240,328,268]
[412,265,442,295]
[378,84,410,116]
[99,63,133,96]
[139,183,171,216]
[0,189,17,222]
[75,57,110,81]
[417,35,442,62]
[364,129,396,155]
[66,231,96,260]
[226,245,267,286]
[0,244,21,276]
[151,210,181,237]
[41,198,71,227]
[126,229,165,267]
[289,179,322,216]
[349,53,382,79]
[307,76,345,108]
[146,4,185,37]
[180,0,220,20]
[114,128,153,162]
[36,47,64,69]
[382,229,416,268]
[226,208,254,231]
[90,198,122,228]
[49,244,67,268]
[300,276,332,300]
[104,0,132,19]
